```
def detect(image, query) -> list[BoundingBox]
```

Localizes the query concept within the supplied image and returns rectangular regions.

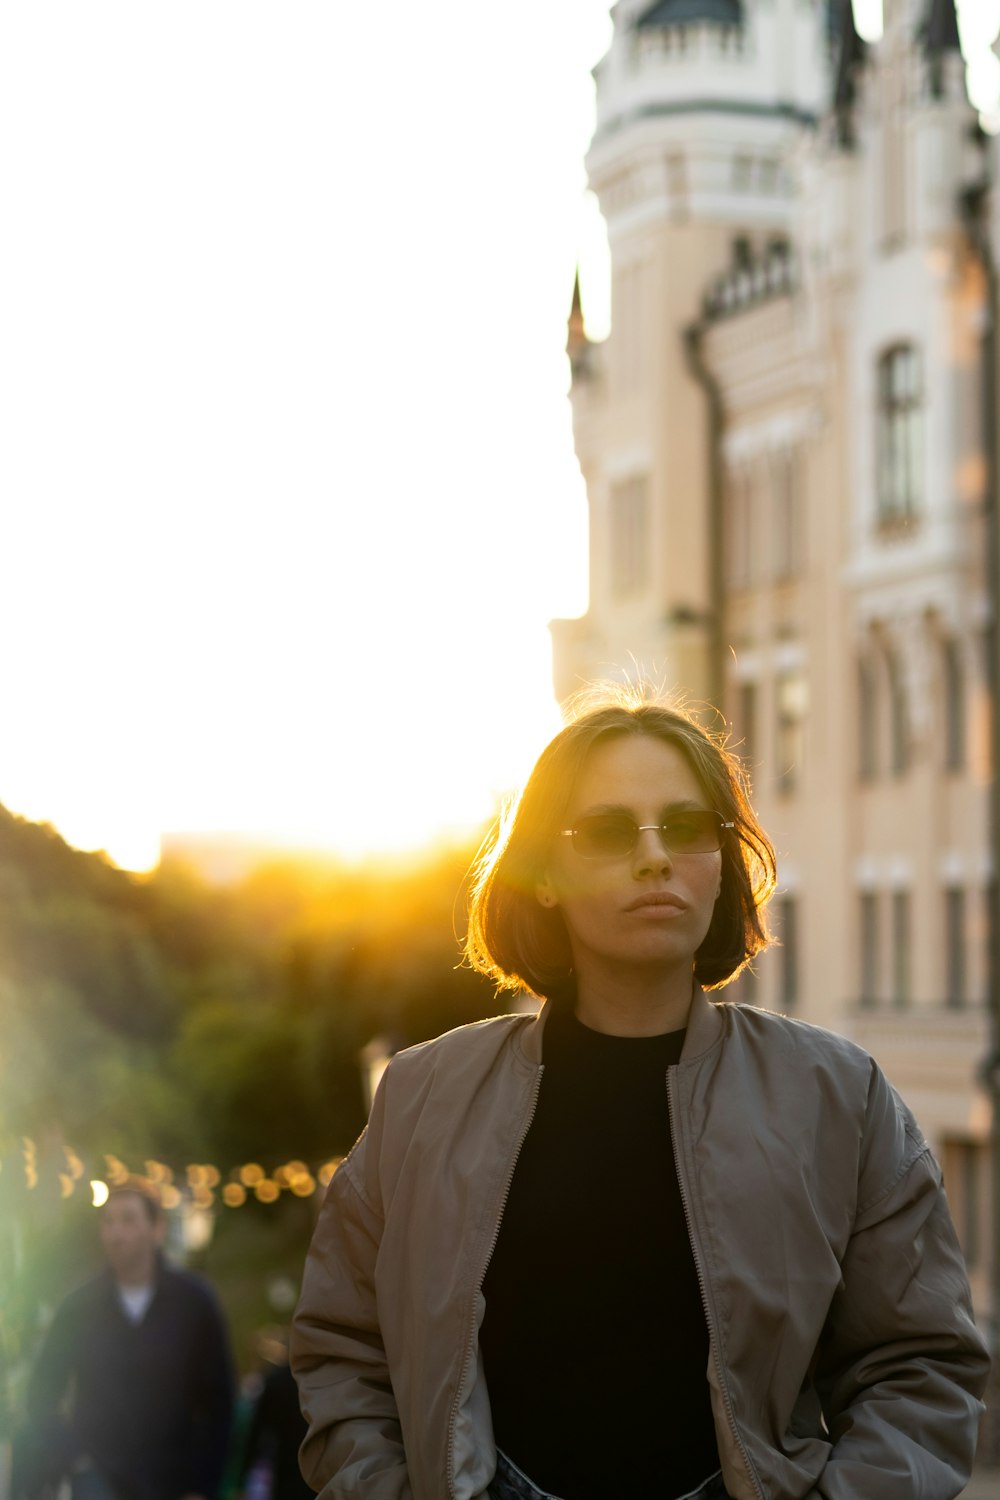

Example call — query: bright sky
[1,2,613,868]
[1,2,997,872]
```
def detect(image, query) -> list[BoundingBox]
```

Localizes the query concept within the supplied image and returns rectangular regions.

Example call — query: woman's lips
[625,892,687,913]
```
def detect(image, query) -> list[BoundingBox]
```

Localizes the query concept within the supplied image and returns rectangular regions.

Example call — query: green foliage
[0,804,504,1174]
[0,802,503,1396]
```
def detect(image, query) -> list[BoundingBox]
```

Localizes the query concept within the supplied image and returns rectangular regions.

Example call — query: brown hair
[465,689,776,999]
[103,1180,164,1223]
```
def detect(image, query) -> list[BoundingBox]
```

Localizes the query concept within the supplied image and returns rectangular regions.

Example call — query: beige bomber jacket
[291,990,990,1500]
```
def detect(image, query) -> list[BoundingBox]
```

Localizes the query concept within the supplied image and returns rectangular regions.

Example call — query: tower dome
[637,0,743,25]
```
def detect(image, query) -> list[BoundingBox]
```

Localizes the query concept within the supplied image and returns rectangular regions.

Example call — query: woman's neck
[573,967,696,1037]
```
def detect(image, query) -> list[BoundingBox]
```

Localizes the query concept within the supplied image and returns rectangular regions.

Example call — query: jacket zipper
[666,1066,765,1500]
[446,1063,545,1500]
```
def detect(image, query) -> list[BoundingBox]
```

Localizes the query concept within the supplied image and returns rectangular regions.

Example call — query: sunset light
[4,3,997,872]
[0,2,611,872]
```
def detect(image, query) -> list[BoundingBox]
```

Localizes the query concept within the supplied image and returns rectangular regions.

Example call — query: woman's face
[537,733,723,988]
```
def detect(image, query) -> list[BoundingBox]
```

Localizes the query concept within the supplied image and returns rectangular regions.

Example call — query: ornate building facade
[553,0,995,1330]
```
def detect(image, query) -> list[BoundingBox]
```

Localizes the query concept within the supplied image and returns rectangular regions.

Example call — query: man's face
[99,1192,163,1280]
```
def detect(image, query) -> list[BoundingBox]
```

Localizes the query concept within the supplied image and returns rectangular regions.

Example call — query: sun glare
[9,2,995,875]
[0,2,607,877]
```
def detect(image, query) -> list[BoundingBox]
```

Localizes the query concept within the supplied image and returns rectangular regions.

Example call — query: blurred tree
[0,801,514,1417]
[0,804,501,1174]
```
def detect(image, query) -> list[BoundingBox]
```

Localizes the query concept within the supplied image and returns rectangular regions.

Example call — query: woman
[291,694,989,1500]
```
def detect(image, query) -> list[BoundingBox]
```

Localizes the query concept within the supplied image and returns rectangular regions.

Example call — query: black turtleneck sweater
[479,1003,719,1499]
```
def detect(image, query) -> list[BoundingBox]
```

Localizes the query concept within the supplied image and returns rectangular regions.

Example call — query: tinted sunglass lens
[572,811,722,856]
[576,815,636,857]
[664,812,713,852]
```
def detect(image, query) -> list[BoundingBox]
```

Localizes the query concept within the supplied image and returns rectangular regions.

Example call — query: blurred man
[20,1184,235,1500]
[237,1328,311,1500]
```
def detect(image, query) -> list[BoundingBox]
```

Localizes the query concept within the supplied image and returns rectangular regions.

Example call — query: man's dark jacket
[22,1258,234,1500]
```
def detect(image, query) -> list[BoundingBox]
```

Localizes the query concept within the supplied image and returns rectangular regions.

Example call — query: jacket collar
[680,984,726,1061]
[516,982,725,1066]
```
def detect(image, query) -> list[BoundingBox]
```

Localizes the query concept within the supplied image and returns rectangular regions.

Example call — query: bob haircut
[466,690,777,999]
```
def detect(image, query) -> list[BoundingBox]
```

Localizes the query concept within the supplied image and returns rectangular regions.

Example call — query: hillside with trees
[0,804,500,1408]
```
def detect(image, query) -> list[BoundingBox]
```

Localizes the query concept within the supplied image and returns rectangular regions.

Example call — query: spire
[832,0,867,149]
[923,0,962,98]
[567,268,592,380]
[636,0,743,28]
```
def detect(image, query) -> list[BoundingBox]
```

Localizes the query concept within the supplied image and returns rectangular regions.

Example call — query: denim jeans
[488,1447,731,1500]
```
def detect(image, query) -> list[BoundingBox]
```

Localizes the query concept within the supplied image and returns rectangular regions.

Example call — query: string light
[104,1155,130,1187]
[2,1143,345,1209]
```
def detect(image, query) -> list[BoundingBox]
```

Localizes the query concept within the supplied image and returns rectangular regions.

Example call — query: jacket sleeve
[809,1064,990,1499]
[290,1125,414,1500]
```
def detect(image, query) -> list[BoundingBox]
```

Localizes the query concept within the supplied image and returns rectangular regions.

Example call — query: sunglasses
[558,809,734,860]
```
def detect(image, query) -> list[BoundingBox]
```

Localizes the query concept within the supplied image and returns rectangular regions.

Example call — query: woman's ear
[536,874,558,909]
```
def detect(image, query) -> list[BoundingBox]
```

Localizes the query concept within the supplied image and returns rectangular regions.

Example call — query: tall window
[876,345,922,527]
[726,469,753,589]
[737,960,760,1008]
[772,449,803,580]
[776,668,807,795]
[858,656,877,781]
[610,476,649,598]
[942,1140,987,1271]
[860,891,879,1006]
[942,639,965,772]
[776,896,799,1012]
[738,680,758,769]
[887,649,908,776]
[891,890,911,1006]
[945,888,966,1008]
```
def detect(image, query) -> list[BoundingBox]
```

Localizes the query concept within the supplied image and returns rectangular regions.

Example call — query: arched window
[858,655,877,780]
[891,889,911,1006]
[776,668,807,795]
[944,887,966,1008]
[942,638,965,772]
[736,678,758,769]
[775,894,799,1011]
[609,474,649,598]
[876,344,922,529]
[886,648,908,776]
[772,447,804,581]
[859,890,879,1007]
[725,469,753,589]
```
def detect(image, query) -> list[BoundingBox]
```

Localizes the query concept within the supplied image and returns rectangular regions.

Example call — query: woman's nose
[632,825,674,875]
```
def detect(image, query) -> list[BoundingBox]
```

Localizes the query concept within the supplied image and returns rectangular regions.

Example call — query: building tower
[552,0,829,702]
